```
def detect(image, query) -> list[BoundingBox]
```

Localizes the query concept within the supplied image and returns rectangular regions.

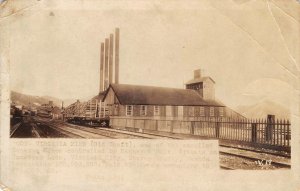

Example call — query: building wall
[114,105,229,119]
[185,79,215,100]
[186,83,204,97]
[160,106,166,117]
[104,89,243,120]
[119,105,126,116]
[133,105,139,117]
[173,106,178,118]
[147,105,154,117]
[105,88,118,105]
[203,80,215,100]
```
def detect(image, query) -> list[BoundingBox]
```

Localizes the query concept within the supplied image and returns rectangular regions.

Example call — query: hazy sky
[1,0,299,109]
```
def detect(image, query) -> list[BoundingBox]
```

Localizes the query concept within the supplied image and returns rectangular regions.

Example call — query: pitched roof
[185,77,215,85]
[92,90,107,101]
[104,84,224,107]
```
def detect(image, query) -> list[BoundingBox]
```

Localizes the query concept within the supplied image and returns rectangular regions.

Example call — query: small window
[126,105,133,116]
[140,105,147,116]
[209,107,214,116]
[219,107,224,117]
[200,107,205,116]
[154,106,160,116]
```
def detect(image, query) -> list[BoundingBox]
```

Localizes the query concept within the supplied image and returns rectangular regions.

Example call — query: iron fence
[111,117,291,151]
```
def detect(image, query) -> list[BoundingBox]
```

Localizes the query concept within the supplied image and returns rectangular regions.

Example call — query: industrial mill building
[64,28,244,130]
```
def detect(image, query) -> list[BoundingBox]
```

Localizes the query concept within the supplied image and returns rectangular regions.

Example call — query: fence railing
[111,117,291,150]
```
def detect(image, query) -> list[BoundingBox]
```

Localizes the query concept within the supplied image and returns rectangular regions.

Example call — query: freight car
[37,112,52,119]
[66,116,110,127]
[64,96,110,128]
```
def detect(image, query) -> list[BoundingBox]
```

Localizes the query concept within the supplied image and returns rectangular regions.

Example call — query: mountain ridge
[11,91,62,107]
[236,100,290,119]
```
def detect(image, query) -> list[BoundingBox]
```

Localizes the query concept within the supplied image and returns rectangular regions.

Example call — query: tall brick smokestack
[100,42,104,92]
[115,28,119,84]
[109,34,114,85]
[104,38,109,90]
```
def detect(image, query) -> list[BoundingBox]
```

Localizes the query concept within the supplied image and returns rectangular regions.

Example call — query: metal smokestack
[115,28,120,84]
[100,42,104,92]
[104,38,109,90]
[109,34,114,85]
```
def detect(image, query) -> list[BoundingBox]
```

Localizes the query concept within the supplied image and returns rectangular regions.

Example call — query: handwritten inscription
[255,159,272,166]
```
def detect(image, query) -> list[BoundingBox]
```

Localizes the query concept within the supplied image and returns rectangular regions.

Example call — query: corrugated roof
[104,84,224,107]
[185,77,215,85]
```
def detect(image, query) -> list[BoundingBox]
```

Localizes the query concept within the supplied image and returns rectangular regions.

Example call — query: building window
[140,105,147,116]
[200,106,205,116]
[126,105,133,116]
[210,107,214,116]
[154,106,160,116]
[219,107,224,117]
[189,107,195,116]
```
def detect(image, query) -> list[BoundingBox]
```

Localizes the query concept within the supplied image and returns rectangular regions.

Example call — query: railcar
[64,97,110,128]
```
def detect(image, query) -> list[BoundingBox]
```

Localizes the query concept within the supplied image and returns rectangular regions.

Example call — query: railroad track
[46,123,115,139]
[68,125,145,139]
[31,123,41,138]
[71,125,173,139]
[10,122,22,137]
[220,144,290,158]
[11,122,42,138]
[219,148,291,170]
[51,119,182,139]
[97,127,179,139]
[220,165,235,170]
[45,125,86,138]
[34,119,183,140]
[52,121,178,139]
[35,119,117,139]
[124,129,181,139]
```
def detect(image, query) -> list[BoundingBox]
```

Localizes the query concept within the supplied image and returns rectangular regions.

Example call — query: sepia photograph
[8,0,293,170]
[1,0,300,190]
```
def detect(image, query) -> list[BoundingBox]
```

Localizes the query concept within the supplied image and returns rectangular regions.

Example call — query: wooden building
[64,68,244,132]
[101,69,245,131]
[103,83,226,120]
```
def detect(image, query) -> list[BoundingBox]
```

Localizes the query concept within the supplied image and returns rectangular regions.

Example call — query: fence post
[215,122,220,138]
[287,120,291,146]
[266,115,275,142]
[251,123,257,143]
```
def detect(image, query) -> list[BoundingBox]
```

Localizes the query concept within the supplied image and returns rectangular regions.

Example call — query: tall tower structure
[115,28,120,84]
[99,28,120,93]
[185,69,215,100]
